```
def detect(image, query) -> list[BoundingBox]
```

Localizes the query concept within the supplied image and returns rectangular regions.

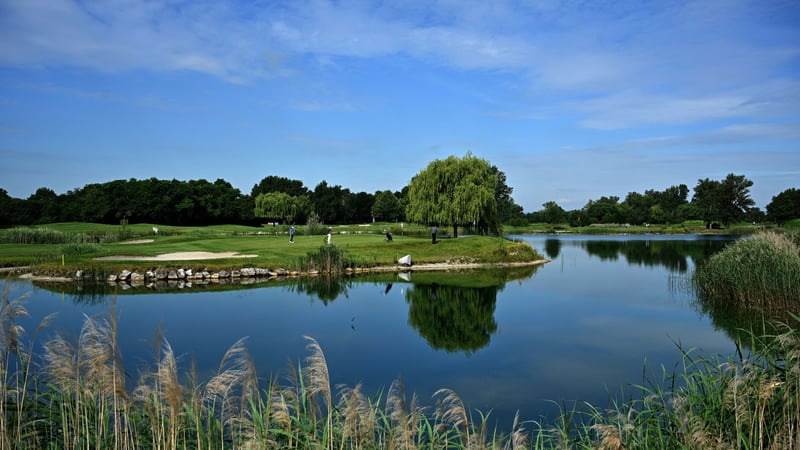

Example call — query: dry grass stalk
[202,336,260,445]
[337,382,378,449]
[0,287,31,447]
[133,337,184,449]
[434,388,471,446]
[590,409,634,450]
[303,335,333,447]
[386,378,421,450]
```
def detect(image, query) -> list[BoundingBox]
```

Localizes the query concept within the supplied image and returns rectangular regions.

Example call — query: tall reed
[296,245,357,274]
[694,232,800,312]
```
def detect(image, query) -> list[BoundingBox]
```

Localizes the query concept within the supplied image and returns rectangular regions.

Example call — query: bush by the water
[694,232,800,311]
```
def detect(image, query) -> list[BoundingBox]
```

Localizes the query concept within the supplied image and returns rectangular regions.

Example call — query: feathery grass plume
[589,408,635,450]
[434,388,471,446]
[386,378,421,449]
[40,307,134,449]
[0,286,29,358]
[0,285,31,447]
[202,336,260,446]
[337,382,378,449]
[505,411,528,450]
[133,336,184,449]
[303,335,333,448]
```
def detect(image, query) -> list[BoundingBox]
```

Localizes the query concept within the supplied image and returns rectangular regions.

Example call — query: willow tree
[406,153,500,237]
[254,192,307,225]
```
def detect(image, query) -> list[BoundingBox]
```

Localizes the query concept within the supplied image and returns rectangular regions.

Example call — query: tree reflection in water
[405,283,499,355]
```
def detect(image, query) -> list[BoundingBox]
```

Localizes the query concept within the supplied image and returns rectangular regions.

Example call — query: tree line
[1,158,798,229]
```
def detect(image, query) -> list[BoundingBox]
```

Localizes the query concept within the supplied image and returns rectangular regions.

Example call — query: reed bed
[2,284,800,449]
[694,232,800,313]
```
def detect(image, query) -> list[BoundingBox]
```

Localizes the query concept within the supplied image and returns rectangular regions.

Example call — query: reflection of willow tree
[406,284,498,355]
[288,276,351,304]
[582,239,733,273]
[544,238,561,259]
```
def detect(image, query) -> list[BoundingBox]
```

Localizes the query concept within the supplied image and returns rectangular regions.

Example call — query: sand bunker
[95,251,258,261]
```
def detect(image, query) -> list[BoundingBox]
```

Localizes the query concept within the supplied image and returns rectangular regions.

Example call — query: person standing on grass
[289,226,295,243]
[327,227,332,245]
[431,225,438,244]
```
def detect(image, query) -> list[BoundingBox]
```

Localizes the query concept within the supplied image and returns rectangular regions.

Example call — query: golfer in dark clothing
[431,226,438,244]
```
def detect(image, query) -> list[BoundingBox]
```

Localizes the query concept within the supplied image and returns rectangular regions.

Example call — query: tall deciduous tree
[692,174,754,228]
[250,175,309,198]
[491,166,524,223]
[541,201,566,224]
[406,153,500,237]
[767,187,800,224]
[372,190,403,222]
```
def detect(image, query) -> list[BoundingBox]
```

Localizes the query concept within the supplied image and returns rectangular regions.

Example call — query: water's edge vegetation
[1,284,799,449]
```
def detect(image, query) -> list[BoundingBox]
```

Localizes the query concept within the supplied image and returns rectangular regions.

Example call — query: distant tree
[27,187,60,224]
[743,207,766,224]
[492,166,524,223]
[347,191,375,224]
[254,192,303,224]
[541,201,566,224]
[251,175,308,198]
[372,190,404,222]
[583,196,621,224]
[767,188,800,224]
[0,188,21,226]
[657,184,690,223]
[406,153,500,237]
[311,181,350,224]
[567,209,588,227]
[692,174,754,228]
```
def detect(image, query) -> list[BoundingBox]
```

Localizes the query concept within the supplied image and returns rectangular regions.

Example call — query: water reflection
[693,286,798,345]
[406,283,499,355]
[544,238,561,259]
[4,236,751,434]
[558,236,733,273]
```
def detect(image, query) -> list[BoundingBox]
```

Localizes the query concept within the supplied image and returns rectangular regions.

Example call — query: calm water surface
[3,234,744,430]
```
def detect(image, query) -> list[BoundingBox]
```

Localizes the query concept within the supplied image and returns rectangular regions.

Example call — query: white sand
[95,251,258,261]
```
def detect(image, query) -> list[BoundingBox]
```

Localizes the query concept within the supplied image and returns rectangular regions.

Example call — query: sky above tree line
[1,0,798,212]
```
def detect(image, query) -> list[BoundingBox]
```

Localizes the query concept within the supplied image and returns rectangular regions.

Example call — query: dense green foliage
[406,153,501,237]
[767,187,800,224]
[1,164,796,229]
[693,174,756,228]
[253,191,306,224]
[694,232,800,313]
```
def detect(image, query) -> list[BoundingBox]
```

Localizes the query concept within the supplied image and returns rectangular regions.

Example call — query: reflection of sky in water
[3,235,740,432]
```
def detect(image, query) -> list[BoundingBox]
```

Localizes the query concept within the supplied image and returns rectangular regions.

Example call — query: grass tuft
[694,232,800,312]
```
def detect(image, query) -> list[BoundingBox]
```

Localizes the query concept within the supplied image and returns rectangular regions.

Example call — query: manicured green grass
[0,222,542,275]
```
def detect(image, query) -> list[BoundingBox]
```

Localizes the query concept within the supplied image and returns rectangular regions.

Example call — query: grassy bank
[2,286,799,449]
[0,222,542,278]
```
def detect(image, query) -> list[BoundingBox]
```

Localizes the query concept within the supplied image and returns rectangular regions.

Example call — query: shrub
[694,232,800,311]
[297,245,356,274]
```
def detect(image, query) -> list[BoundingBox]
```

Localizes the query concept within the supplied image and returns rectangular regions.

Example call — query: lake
[2,234,745,431]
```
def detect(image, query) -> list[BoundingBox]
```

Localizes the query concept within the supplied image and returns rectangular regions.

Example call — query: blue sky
[1,0,798,212]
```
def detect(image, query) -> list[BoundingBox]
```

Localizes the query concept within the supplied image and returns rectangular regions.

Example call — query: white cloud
[1,0,798,127]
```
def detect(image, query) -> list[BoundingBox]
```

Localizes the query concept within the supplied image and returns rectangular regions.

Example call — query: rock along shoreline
[5,259,549,287]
